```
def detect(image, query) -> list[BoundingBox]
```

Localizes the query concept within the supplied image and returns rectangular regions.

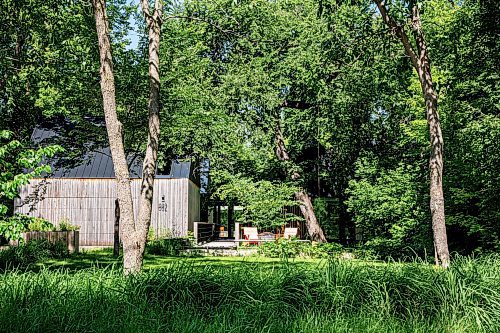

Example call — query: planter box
[21,231,80,253]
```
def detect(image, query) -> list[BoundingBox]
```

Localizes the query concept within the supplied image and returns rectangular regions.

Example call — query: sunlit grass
[38,247,328,271]
[0,254,498,332]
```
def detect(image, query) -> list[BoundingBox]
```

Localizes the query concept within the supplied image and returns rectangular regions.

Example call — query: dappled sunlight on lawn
[35,248,333,272]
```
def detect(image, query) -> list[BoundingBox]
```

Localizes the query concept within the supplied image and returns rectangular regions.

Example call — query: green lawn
[39,248,327,271]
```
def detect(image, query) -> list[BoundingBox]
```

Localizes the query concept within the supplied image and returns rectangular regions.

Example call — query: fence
[193,222,215,244]
[21,231,80,253]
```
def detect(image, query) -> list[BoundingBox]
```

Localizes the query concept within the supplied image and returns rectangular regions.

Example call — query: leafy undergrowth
[0,255,498,332]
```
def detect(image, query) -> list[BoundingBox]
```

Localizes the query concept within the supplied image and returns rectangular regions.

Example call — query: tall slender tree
[92,0,136,273]
[93,0,163,274]
[126,0,163,272]
[373,0,450,267]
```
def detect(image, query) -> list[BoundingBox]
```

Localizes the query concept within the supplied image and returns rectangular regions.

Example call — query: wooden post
[114,198,120,257]
[194,222,199,244]
[234,222,240,241]
[212,205,218,226]
[227,204,234,238]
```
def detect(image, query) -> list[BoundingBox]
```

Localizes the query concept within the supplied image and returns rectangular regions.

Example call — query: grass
[0,252,498,332]
[37,248,326,271]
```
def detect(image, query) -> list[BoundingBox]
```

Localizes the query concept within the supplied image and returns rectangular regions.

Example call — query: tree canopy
[0,0,498,261]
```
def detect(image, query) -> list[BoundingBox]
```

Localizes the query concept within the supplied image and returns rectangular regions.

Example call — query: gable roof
[32,120,198,182]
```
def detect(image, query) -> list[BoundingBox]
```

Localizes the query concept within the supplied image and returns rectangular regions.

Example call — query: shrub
[0,240,70,270]
[0,214,56,244]
[57,218,80,231]
[27,217,54,232]
[0,214,29,243]
[346,158,432,258]
[258,239,343,259]
[146,238,190,256]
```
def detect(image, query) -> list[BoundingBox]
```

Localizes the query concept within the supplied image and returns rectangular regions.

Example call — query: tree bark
[93,0,164,274]
[374,1,450,267]
[274,121,327,242]
[114,198,120,258]
[92,0,136,268]
[117,0,164,273]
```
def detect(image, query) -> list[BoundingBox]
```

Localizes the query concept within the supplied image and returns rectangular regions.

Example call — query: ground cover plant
[0,254,498,333]
[0,240,70,270]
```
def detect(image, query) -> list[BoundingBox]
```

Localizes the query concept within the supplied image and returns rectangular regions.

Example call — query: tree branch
[373,0,419,68]
[281,100,315,110]
[140,0,152,26]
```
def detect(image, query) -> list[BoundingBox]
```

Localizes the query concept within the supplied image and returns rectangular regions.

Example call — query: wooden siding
[187,180,201,232]
[14,178,200,246]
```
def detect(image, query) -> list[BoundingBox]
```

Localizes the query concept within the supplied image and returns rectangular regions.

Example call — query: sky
[127,0,140,50]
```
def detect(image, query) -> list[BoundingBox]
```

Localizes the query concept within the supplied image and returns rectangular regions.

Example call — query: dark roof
[32,122,198,182]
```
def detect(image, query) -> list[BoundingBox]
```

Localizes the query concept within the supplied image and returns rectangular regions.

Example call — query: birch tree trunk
[92,0,136,268]
[275,121,327,242]
[374,0,450,267]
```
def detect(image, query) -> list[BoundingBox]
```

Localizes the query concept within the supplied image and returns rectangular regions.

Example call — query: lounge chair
[283,227,298,239]
[243,227,259,245]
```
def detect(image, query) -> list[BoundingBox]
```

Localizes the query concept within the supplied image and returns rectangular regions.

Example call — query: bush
[0,240,70,270]
[27,217,54,232]
[146,238,190,256]
[0,214,54,243]
[0,214,29,242]
[258,239,343,259]
[57,218,80,231]
[0,214,81,245]
[346,158,432,258]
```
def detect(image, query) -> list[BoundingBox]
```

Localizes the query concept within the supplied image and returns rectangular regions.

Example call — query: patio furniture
[259,232,275,241]
[243,227,259,245]
[283,227,298,239]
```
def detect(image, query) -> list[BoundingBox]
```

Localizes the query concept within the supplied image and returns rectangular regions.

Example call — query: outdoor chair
[283,227,298,240]
[243,227,259,245]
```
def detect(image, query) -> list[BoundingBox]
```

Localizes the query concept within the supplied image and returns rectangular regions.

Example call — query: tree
[0,0,101,138]
[431,0,500,252]
[275,119,326,242]
[0,130,62,241]
[92,0,163,274]
[129,0,163,272]
[92,0,136,273]
[373,0,450,267]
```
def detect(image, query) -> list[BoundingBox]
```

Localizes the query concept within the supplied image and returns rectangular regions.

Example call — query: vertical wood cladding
[15,178,200,246]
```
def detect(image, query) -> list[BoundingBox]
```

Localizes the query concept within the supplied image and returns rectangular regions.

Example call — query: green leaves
[214,175,299,228]
[0,131,63,221]
[346,157,430,254]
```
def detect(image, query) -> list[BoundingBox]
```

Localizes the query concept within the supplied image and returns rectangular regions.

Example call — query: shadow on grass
[24,249,326,272]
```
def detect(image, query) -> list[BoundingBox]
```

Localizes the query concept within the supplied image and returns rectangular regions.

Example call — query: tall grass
[0,255,498,332]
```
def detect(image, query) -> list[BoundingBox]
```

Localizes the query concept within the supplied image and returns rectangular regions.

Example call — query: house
[14,124,201,246]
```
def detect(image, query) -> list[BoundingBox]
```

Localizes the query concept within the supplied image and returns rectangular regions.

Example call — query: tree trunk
[274,121,327,242]
[118,0,164,273]
[93,0,164,274]
[374,1,450,267]
[92,0,136,268]
[410,6,449,268]
[114,198,120,258]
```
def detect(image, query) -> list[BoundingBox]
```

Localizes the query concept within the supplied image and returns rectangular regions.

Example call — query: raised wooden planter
[21,231,80,253]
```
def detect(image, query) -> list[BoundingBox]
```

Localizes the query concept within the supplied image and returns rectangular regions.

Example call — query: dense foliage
[0,0,498,257]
